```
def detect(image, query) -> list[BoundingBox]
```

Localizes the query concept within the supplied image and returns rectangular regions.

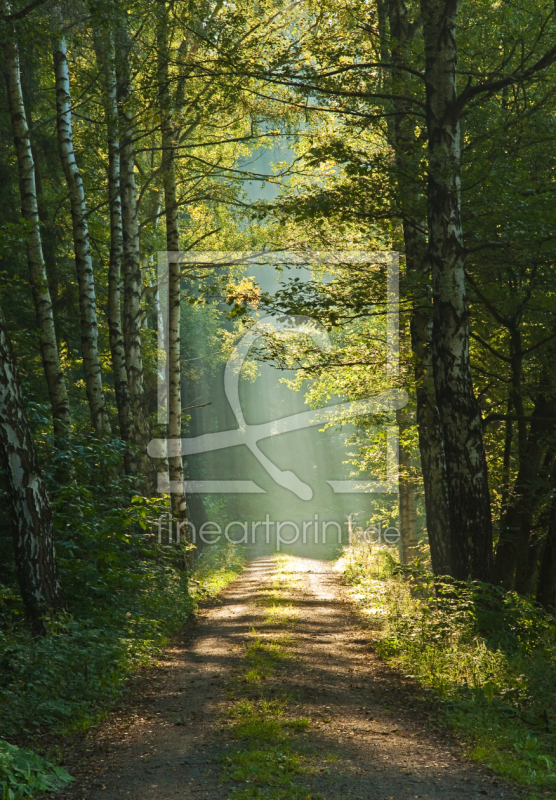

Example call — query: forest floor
[54,555,527,800]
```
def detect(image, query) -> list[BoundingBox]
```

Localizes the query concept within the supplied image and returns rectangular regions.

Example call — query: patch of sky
[237,133,297,203]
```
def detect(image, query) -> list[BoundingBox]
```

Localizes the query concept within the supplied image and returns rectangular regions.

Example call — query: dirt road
[60,556,522,799]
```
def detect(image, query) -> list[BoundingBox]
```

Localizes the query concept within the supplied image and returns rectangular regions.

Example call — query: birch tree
[418,0,556,581]
[53,35,111,437]
[0,305,66,635]
[115,17,151,481]
[420,0,493,580]
[93,24,132,443]
[255,0,556,579]
[156,5,188,534]
[1,7,71,449]
[384,0,451,574]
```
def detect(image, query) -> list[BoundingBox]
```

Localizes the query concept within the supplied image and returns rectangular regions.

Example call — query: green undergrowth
[0,739,73,799]
[340,542,556,798]
[0,531,242,792]
[0,535,242,740]
[0,436,245,795]
[190,542,246,602]
[219,555,323,800]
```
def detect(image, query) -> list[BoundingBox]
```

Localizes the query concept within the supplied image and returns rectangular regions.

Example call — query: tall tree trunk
[0,306,67,635]
[156,5,191,551]
[93,26,132,443]
[406,227,451,574]
[537,495,556,612]
[53,37,111,437]
[397,408,418,563]
[420,0,493,581]
[519,532,546,598]
[493,388,556,590]
[2,16,71,449]
[499,397,513,516]
[31,143,62,329]
[115,19,151,482]
[383,0,451,574]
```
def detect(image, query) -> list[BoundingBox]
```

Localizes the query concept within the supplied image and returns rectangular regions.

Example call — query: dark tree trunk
[398,406,418,564]
[494,389,556,590]
[0,307,67,635]
[520,532,545,598]
[382,0,451,574]
[537,496,556,612]
[407,232,451,575]
[420,0,493,580]
[499,398,513,516]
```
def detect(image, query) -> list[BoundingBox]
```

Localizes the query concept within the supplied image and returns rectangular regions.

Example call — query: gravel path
[59,556,523,800]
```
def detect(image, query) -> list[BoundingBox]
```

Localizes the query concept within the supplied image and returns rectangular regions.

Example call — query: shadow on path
[59,556,523,800]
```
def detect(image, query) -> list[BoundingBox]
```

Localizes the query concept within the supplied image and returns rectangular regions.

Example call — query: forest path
[63,556,521,800]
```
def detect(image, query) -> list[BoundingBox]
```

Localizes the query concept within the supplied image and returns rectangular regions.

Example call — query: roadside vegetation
[340,537,556,798]
[0,435,244,799]
[1,0,556,797]
[0,740,73,799]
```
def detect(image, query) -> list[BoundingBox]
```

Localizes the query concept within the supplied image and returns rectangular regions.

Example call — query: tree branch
[1,0,49,22]
[458,41,556,110]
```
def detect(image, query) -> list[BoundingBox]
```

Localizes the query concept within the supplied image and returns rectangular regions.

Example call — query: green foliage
[0,437,245,738]
[0,739,73,799]
[190,541,246,601]
[0,220,33,261]
[341,543,556,793]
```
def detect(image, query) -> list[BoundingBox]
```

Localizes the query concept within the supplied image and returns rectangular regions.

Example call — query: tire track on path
[60,556,523,800]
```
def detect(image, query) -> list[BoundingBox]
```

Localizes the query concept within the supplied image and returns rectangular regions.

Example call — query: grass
[339,539,556,798]
[190,543,246,601]
[218,555,324,800]
[243,637,290,682]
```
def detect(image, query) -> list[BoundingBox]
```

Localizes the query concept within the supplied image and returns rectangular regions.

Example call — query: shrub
[340,541,556,792]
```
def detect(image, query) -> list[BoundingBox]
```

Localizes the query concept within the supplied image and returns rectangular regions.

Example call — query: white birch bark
[156,6,190,545]
[0,306,66,635]
[1,10,71,448]
[115,19,152,483]
[381,0,451,574]
[53,36,111,437]
[93,26,132,443]
[420,0,493,580]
